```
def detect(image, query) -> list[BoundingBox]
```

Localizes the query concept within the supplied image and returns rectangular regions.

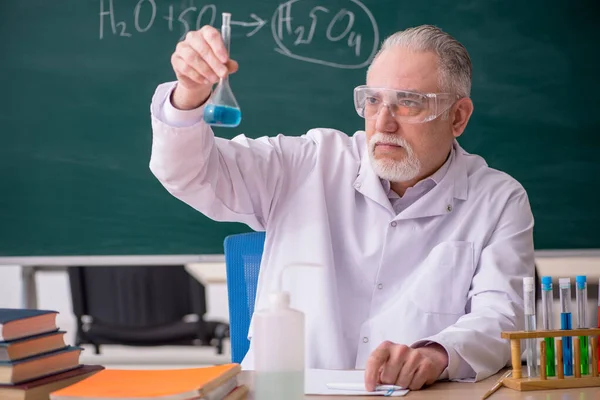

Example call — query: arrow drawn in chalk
[230,14,267,37]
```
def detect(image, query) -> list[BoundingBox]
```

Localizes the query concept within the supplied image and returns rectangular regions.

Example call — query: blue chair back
[224,231,266,363]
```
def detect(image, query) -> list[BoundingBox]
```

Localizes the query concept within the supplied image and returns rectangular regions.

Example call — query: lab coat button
[446,204,453,212]
[363,337,369,343]
[390,221,397,227]
[377,283,383,289]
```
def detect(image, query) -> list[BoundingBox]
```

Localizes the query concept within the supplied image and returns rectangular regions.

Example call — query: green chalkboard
[1,0,598,256]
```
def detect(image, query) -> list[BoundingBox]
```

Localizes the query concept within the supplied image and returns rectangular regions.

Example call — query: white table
[238,369,600,399]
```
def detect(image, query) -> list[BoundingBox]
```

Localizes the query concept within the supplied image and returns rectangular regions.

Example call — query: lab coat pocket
[408,241,474,315]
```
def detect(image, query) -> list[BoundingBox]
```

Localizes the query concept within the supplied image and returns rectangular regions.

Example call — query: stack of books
[0,308,103,400]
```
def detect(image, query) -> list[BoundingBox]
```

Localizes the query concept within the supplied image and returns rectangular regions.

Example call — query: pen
[481,370,511,400]
[374,385,403,392]
[326,383,404,391]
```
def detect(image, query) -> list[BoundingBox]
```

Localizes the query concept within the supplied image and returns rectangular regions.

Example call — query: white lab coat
[149,82,535,382]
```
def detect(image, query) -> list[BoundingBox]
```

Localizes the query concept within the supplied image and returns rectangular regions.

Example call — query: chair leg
[214,322,229,354]
[74,320,85,348]
[200,321,229,354]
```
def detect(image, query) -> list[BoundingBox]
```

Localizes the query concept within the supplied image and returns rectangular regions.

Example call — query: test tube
[576,276,589,375]
[541,276,556,377]
[598,278,600,373]
[523,277,538,377]
[559,277,573,376]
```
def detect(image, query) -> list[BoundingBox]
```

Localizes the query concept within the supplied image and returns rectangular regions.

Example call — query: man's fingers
[171,54,208,86]
[379,345,406,385]
[364,344,391,391]
[393,351,420,389]
[407,366,429,391]
[177,72,206,89]
[424,359,441,386]
[183,35,226,81]
[365,343,446,392]
[227,59,239,74]
[174,44,218,83]
[170,26,230,108]
[200,25,229,63]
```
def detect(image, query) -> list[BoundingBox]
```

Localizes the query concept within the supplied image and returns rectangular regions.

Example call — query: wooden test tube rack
[501,328,600,391]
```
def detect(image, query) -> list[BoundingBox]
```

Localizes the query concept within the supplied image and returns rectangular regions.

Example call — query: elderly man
[149,24,534,390]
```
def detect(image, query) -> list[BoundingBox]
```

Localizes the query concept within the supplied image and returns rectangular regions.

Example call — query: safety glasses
[353,85,460,123]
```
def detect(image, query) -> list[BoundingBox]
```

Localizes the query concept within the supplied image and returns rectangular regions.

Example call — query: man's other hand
[365,341,448,391]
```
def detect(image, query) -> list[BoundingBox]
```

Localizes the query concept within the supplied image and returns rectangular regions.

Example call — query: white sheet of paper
[305,369,409,396]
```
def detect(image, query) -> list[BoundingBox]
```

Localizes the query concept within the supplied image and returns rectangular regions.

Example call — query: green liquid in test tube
[541,276,556,377]
[576,275,589,375]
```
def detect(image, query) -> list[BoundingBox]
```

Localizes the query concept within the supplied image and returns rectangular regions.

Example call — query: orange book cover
[50,364,241,399]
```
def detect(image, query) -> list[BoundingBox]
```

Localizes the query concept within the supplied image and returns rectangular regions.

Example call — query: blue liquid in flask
[203,104,241,127]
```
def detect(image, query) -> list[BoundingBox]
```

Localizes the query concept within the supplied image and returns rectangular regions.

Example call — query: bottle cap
[559,277,571,288]
[541,276,552,285]
[523,277,534,291]
[269,291,290,308]
[576,275,586,284]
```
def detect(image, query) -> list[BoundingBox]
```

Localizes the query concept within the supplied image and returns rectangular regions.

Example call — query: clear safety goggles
[353,85,461,123]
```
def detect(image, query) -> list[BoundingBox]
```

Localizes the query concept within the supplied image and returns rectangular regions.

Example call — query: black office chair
[67,265,229,355]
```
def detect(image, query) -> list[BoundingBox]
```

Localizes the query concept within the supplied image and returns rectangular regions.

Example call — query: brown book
[0,346,82,385]
[223,385,248,400]
[0,331,67,362]
[0,365,104,400]
[0,309,58,342]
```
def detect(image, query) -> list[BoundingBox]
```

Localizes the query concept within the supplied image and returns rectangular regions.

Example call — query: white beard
[368,133,421,182]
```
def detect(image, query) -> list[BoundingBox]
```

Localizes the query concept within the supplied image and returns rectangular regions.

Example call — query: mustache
[369,133,411,150]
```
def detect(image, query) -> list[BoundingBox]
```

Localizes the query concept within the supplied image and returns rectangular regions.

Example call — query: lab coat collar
[353,149,396,216]
[353,139,468,220]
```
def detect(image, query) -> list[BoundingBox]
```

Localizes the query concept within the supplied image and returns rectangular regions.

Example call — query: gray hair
[369,25,472,98]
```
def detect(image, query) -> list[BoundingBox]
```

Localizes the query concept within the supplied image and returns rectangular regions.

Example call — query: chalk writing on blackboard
[99,0,379,69]
[271,0,379,69]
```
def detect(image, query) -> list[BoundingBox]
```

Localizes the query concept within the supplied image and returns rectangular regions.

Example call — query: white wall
[0,266,229,327]
[3,256,598,317]
[0,265,230,367]
[0,266,22,309]
[3,257,600,327]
